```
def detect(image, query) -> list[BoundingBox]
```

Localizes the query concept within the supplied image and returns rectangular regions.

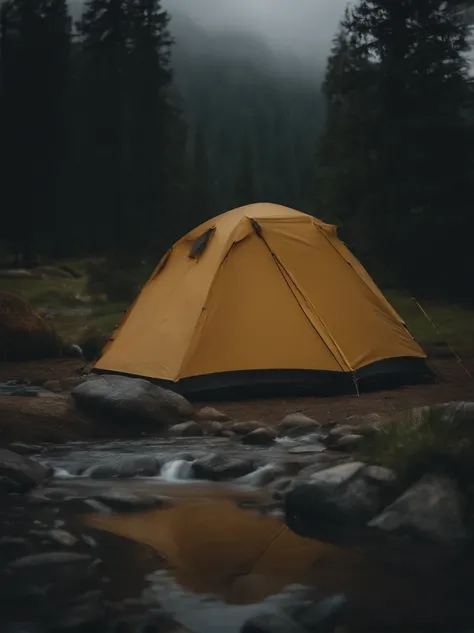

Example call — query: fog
[69,0,348,65]
[163,0,348,64]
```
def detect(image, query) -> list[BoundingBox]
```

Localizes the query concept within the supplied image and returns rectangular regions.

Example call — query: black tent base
[92,356,436,402]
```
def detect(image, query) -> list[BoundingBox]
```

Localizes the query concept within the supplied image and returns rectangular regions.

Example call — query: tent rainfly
[92,203,434,398]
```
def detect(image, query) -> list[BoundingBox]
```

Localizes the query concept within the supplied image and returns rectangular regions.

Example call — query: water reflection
[85,499,474,630]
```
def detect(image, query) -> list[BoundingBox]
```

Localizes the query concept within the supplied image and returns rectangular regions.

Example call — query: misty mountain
[168,10,325,213]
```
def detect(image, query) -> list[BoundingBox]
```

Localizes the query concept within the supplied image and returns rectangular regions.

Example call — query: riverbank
[1,356,474,447]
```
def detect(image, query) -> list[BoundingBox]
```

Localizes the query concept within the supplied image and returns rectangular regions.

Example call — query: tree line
[1,0,474,302]
[316,0,474,300]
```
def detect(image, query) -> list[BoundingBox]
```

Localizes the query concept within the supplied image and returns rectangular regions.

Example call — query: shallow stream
[2,436,474,633]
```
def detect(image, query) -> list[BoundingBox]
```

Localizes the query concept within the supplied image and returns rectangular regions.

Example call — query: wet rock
[242,428,276,446]
[197,406,231,422]
[49,529,78,547]
[268,477,293,500]
[0,448,52,493]
[85,455,161,479]
[192,453,257,481]
[49,590,106,630]
[241,612,305,633]
[241,591,348,633]
[229,421,263,435]
[278,413,319,436]
[43,379,63,393]
[368,473,470,549]
[72,375,195,428]
[287,442,326,455]
[7,442,44,455]
[287,593,349,632]
[94,492,170,513]
[334,434,364,451]
[168,421,204,437]
[284,461,399,546]
[6,551,95,570]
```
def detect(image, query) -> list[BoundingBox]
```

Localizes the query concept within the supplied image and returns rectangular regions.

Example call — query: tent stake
[411,297,472,379]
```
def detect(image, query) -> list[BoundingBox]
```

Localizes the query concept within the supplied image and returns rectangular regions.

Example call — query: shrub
[357,403,474,487]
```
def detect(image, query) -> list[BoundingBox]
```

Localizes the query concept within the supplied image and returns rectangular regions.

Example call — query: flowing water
[2,436,474,633]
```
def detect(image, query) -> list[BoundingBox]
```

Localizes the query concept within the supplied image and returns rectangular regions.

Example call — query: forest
[0,0,473,303]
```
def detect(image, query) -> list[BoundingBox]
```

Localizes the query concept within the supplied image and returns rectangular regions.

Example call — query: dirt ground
[1,356,474,427]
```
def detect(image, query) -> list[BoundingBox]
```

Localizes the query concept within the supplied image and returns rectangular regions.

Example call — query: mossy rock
[0,292,63,361]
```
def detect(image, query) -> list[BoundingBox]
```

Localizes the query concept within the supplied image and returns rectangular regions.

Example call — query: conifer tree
[0,0,71,262]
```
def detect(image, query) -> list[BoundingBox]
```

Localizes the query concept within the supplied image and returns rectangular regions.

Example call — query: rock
[0,292,63,361]
[192,453,257,481]
[7,442,44,455]
[6,551,94,570]
[30,265,74,279]
[368,473,470,549]
[93,492,170,513]
[60,376,85,391]
[77,326,110,363]
[72,375,195,428]
[50,590,106,630]
[48,529,78,547]
[287,593,349,632]
[242,428,276,445]
[197,406,231,422]
[284,461,398,545]
[287,442,326,455]
[229,421,264,435]
[62,343,84,358]
[0,268,35,278]
[268,477,293,499]
[241,591,348,633]
[334,434,364,451]
[278,413,319,436]
[43,379,63,393]
[0,448,52,493]
[85,455,161,479]
[169,421,204,437]
[241,613,305,633]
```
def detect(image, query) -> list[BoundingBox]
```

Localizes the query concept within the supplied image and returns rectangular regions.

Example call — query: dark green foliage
[317,0,474,298]
[358,404,474,488]
[0,0,72,263]
[76,0,187,257]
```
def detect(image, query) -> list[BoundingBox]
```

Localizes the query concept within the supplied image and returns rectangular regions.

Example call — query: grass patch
[0,260,128,344]
[385,290,474,357]
[357,403,474,486]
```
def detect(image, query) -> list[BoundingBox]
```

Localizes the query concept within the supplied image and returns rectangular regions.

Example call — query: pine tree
[0,0,71,262]
[78,0,187,258]
[77,0,130,255]
[317,0,474,294]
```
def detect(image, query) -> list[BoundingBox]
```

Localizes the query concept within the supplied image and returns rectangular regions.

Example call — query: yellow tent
[93,203,433,397]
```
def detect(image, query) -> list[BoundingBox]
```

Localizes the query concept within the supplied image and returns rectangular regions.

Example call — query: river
[1,436,474,633]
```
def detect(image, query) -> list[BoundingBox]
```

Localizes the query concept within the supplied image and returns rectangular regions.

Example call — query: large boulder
[72,375,195,428]
[0,292,62,361]
[0,448,52,493]
[284,461,399,547]
[284,461,472,570]
[368,473,469,550]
